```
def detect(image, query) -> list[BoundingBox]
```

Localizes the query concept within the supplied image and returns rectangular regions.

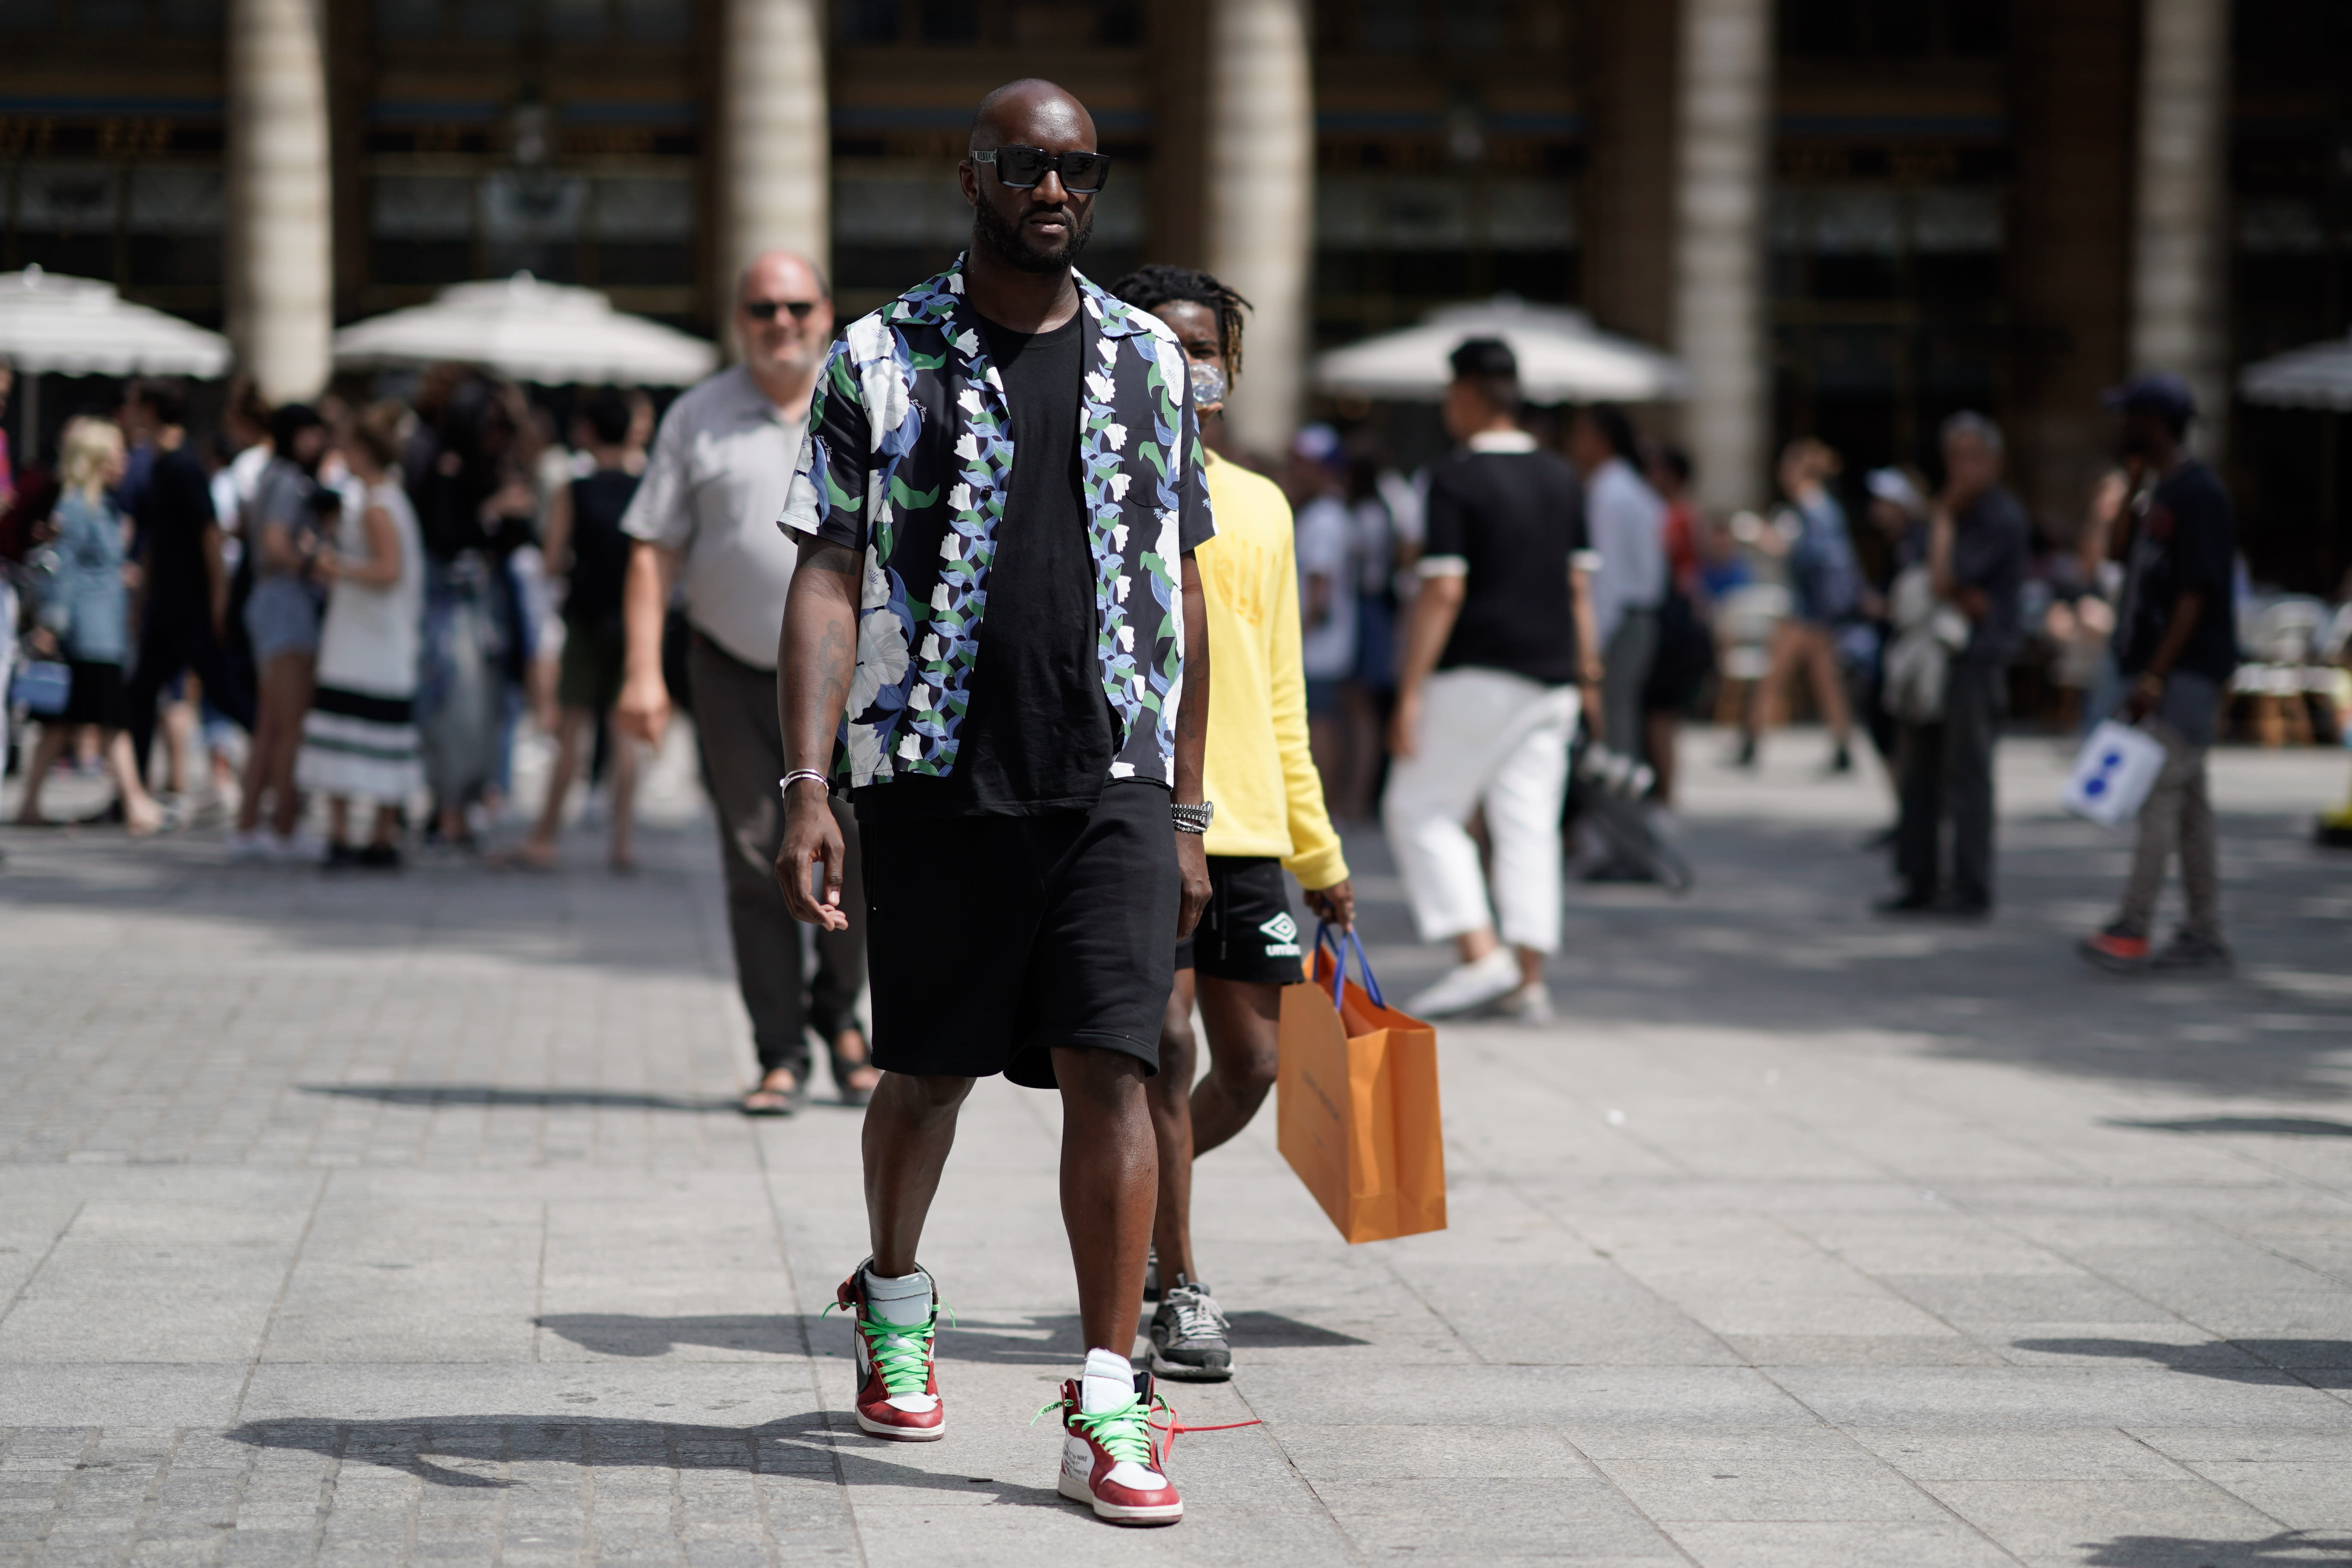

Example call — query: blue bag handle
[1314,922,1386,1012]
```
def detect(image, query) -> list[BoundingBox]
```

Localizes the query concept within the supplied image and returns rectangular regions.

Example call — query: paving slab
[5,727,2351,1563]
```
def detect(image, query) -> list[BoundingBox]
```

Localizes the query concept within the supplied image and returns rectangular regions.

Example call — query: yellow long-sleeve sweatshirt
[1195,448,1350,890]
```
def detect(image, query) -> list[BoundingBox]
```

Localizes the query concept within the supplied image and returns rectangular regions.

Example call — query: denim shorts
[245,576,321,662]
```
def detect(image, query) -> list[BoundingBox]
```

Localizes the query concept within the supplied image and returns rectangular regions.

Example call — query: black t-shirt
[1424,446,1589,686]
[138,446,219,626]
[857,310,1113,822]
[1949,484,2031,666]
[2118,459,2238,681]
[564,467,639,634]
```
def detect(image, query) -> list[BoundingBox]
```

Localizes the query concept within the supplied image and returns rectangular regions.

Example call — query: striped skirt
[296,685,424,806]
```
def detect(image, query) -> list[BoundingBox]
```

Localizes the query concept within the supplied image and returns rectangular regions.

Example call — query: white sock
[861,1267,930,1327]
[1081,1347,1136,1414]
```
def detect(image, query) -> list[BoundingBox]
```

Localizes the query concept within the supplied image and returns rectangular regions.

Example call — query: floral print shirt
[779,255,1214,789]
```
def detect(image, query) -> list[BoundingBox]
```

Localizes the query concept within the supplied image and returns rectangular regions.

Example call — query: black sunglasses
[973,145,1112,195]
[743,299,820,321]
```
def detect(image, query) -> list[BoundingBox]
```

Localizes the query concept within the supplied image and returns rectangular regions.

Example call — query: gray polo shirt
[620,363,806,670]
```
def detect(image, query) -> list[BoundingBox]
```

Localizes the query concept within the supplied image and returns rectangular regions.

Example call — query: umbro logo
[1260,911,1300,956]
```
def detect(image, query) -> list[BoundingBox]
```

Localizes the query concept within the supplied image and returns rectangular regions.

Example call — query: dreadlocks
[1108,264,1252,378]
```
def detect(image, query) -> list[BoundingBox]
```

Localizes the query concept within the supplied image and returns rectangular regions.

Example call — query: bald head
[736,249,827,309]
[733,249,833,389]
[969,78,1094,153]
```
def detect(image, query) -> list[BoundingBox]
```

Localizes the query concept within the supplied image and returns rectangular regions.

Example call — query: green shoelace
[824,1301,946,1399]
[1037,1390,1167,1469]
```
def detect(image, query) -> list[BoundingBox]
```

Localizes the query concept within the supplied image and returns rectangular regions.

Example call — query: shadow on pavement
[2106,1116,2352,1137]
[224,1412,1064,1509]
[302,1085,738,1112]
[2077,1531,2352,1566]
[535,1310,1368,1361]
[2011,1337,2352,1387]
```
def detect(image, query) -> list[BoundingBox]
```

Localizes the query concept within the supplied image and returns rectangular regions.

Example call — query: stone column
[1205,0,1312,457]
[1670,0,1773,513]
[718,0,828,330]
[2130,0,2231,453]
[226,0,332,404]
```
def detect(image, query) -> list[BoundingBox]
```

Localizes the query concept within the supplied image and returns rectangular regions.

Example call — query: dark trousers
[1894,662,2002,907]
[125,607,253,783]
[686,633,866,1079]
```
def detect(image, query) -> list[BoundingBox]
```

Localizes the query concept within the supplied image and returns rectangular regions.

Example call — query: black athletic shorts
[1173,855,1306,985]
[858,780,1177,1089]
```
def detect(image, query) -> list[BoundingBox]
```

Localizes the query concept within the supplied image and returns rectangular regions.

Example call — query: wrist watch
[1171,800,1214,836]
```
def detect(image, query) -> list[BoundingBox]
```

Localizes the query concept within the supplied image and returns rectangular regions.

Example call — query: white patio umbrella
[0,264,233,377]
[0,265,234,451]
[333,273,720,387]
[1314,297,1690,405]
[2239,333,2352,411]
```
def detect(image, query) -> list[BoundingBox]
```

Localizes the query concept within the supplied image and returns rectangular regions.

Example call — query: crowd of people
[0,69,2287,1533]
[0,366,668,872]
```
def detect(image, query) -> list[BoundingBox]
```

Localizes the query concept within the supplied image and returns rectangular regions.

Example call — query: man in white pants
[1385,338,1603,1022]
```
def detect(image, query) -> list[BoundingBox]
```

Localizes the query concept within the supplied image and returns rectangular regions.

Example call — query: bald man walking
[776,80,1213,1525]
[616,252,879,1114]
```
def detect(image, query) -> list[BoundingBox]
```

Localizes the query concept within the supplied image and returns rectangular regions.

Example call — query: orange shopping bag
[1276,925,1447,1244]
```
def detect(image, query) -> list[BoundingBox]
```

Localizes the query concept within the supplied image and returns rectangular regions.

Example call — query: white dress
[296,480,425,804]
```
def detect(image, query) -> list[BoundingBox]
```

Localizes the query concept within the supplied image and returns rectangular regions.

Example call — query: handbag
[2063,719,2167,828]
[1275,925,1448,1244]
[10,657,71,715]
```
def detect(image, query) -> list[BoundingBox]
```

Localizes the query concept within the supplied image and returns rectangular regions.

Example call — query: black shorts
[1174,855,1306,985]
[859,780,1177,1089]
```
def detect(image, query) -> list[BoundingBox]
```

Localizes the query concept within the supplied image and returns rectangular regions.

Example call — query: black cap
[2101,372,2196,426]
[1449,336,1518,384]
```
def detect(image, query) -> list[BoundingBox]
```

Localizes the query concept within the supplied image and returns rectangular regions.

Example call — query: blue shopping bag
[9,659,70,716]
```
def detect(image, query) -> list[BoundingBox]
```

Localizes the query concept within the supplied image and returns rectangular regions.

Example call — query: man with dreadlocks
[1110,264,1354,1383]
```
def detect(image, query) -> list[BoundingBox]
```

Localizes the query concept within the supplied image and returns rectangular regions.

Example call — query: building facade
[1,0,2345,588]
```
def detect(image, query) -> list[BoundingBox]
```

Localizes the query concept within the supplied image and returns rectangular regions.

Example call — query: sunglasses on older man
[743,298,820,322]
[972,145,1112,195]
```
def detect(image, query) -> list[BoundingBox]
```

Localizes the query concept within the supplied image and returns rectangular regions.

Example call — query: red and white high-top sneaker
[1047,1370,1183,1525]
[832,1263,945,1441]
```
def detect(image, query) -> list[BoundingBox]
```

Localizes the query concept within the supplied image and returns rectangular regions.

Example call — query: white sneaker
[270,830,325,864]
[1405,948,1521,1018]
[1496,981,1554,1025]
[225,828,271,863]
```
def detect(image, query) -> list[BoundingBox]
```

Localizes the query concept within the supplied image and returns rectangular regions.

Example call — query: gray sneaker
[1148,1276,1231,1382]
[2151,930,2234,974]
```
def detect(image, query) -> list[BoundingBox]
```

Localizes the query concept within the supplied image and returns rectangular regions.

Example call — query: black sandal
[829,1030,879,1108]
[740,1071,806,1118]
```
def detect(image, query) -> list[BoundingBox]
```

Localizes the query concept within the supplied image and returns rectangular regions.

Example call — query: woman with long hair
[13,416,165,833]
[228,403,331,859]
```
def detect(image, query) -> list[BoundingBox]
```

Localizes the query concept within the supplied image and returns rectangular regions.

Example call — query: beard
[972,193,1094,274]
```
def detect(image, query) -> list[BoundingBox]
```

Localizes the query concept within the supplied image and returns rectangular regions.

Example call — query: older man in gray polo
[615,249,875,1115]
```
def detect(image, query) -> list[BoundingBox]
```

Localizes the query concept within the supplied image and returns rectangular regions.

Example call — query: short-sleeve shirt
[859,311,1114,820]
[250,456,321,585]
[778,256,1214,793]
[1948,484,2031,666]
[620,364,806,670]
[564,468,640,635]
[139,446,219,626]
[1293,494,1357,681]
[1582,455,1667,645]
[2117,459,2238,681]
[1421,434,1588,687]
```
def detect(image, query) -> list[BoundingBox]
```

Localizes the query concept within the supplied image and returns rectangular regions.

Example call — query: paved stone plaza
[3,728,2350,1567]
